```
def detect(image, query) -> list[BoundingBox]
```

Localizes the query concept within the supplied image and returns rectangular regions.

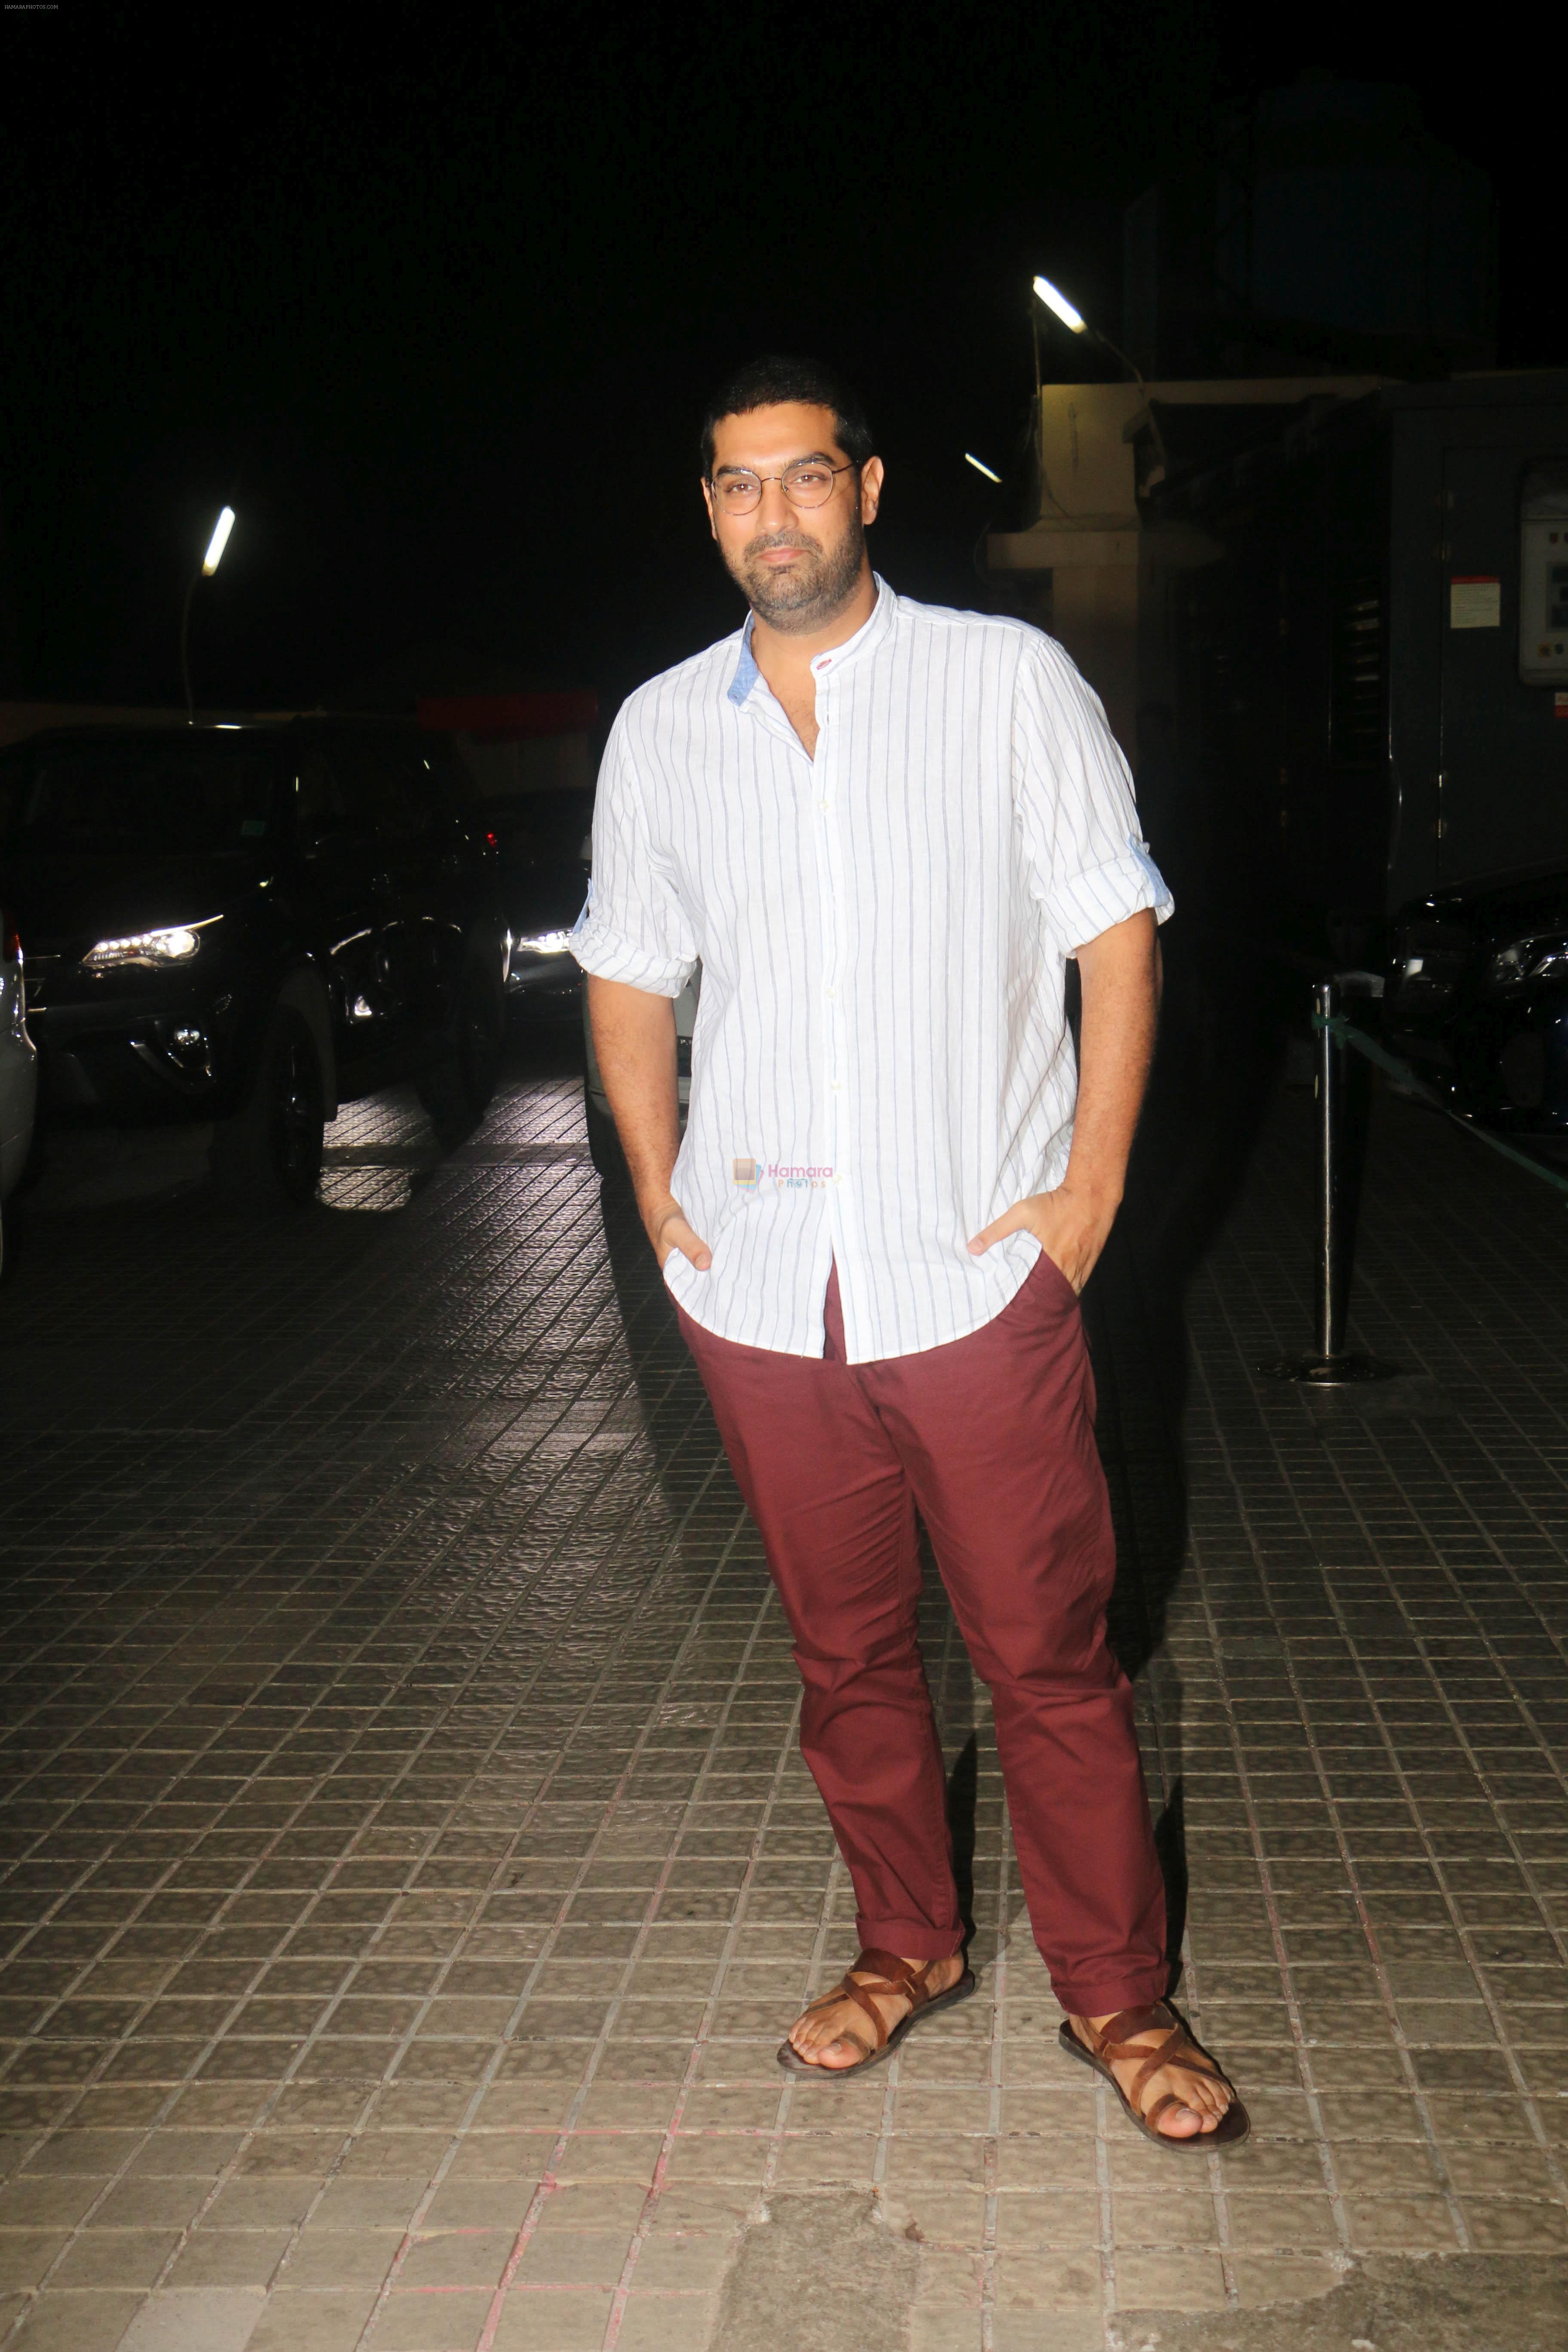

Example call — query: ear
[700,477,719,542]
[859,457,885,527]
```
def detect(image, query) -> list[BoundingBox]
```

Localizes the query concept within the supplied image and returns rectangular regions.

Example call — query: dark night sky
[3,3,1558,724]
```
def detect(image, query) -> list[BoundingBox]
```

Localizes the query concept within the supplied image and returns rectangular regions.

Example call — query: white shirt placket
[810,649,853,1331]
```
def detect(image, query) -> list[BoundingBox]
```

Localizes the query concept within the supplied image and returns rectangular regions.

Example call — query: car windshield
[0,738,280,857]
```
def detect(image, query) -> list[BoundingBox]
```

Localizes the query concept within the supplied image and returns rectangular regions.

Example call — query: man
[573,356,1244,2148]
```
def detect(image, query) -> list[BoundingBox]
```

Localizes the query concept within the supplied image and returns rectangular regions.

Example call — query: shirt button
[819,797,830,811]
[830,1081,842,1091]
[824,986,836,999]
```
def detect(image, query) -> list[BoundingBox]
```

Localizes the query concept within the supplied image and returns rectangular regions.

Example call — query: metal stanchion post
[1315,974,1344,1363]
[1262,972,1397,1386]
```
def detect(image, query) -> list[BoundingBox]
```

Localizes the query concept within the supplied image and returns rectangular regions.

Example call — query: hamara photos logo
[733,1158,837,1191]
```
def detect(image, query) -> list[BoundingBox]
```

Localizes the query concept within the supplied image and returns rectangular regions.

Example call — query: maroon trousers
[677,1252,1168,2016]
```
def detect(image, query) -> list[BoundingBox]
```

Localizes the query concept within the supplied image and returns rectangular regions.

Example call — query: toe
[1157,2104,1204,2139]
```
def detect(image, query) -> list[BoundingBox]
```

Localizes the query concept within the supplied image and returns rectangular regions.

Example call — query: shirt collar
[726,575,896,708]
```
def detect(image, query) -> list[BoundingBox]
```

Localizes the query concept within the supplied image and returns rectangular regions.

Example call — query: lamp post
[1032,275,1146,389]
[180,505,236,726]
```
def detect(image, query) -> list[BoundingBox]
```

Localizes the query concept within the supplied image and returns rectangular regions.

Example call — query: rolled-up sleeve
[571,716,698,997]
[1013,636,1173,953]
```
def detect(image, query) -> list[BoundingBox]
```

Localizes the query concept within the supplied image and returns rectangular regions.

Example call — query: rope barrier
[1315,1012,1568,1205]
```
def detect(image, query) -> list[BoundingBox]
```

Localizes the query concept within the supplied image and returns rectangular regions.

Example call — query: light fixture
[182,501,239,724]
[1032,276,1087,335]
[1032,273,1146,395]
[964,453,1002,484]
[82,916,223,971]
[513,928,576,956]
[202,506,236,576]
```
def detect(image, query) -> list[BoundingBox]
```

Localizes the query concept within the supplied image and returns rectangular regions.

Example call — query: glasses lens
[716,475,761,514]
[784,465,837,506]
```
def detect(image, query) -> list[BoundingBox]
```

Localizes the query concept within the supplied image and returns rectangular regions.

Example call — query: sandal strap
[837,1975,892,2050]
[1078,2004,1228,2123]
[798,1949,948,2058]
[1091,2004,1171,2049]
[796,1978,878,2058]
[1127,2029,1188,2110]
[856,1948,932,2000]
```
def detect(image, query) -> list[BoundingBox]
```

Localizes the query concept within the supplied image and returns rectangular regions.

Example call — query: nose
[753,473,796,531]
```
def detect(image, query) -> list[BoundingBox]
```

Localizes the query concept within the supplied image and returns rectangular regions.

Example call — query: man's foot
[787,1951,967,2070]
[1069,2006,1235,2138]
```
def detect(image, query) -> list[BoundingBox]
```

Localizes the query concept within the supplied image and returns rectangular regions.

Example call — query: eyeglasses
[710,459,857,517]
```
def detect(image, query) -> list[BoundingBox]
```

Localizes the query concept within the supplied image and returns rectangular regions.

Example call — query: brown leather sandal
[778,1947,977,2079]
[1060,2002,1249,2150]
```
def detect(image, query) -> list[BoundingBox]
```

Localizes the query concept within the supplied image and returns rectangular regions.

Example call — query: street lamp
[1032,275,1145,388]
[181,505,236,725]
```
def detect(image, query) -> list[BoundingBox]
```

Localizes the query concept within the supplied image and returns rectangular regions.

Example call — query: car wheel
[584,1093,632,1191]
[212,1005,326,1211]
[418,952,505,1138]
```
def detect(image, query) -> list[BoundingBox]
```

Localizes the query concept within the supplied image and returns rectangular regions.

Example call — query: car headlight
[1484,932,1568,993]
[513,928,576,956]
[82,916,223,971]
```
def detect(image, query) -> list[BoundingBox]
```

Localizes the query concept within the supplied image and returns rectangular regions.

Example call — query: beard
[729,507,867,632]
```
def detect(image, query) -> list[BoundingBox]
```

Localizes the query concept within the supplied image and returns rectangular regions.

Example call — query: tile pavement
[0,1042,1562,2349]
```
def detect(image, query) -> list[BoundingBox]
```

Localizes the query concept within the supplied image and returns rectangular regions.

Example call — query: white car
[0,912,38,1271]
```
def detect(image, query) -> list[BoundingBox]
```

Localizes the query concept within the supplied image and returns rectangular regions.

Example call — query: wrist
[1060,1169,1123,1220]
[637,1185,680,1242]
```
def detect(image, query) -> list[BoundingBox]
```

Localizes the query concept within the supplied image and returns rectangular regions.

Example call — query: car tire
[584,1093,632,1191]
[211,1004,326,1212]
[418,951,505,1139]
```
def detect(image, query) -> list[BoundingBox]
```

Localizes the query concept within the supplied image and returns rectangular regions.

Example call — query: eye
[717,476,758,508]
[787,466,834,495]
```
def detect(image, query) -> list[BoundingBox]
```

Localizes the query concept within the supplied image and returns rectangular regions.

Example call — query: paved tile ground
[0,1024,1564,2352]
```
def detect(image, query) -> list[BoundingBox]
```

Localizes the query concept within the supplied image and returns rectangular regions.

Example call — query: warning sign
[1450,576,1501,629]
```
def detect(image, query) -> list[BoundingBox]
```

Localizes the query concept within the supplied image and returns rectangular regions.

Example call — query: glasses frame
[708,458,859,517]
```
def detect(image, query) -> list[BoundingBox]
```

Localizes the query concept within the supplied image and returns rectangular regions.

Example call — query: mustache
[744,528,822,558]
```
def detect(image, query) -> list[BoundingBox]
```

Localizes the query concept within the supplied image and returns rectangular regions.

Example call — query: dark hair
[700,355,876,477]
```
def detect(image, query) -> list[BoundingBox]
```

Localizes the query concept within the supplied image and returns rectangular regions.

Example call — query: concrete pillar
[1048,564,1141,764]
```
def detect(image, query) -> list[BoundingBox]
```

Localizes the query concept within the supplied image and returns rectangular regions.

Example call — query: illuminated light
[964,453,1002,483]
[1032,275,1087,334]
[350,995,375,1020]
[201,506,236,576]
[514,928,576,956]
[82,916,222,971]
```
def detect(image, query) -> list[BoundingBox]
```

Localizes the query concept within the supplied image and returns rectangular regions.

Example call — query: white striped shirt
[573,579,1171,1364]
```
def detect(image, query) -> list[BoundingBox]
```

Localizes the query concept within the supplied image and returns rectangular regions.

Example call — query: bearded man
[571,355,1244,2149]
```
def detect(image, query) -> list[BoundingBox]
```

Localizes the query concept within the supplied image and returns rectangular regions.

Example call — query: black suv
[0,718,506,1207]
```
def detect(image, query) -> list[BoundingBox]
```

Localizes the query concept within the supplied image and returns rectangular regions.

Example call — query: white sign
[1450,576,1501,629]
